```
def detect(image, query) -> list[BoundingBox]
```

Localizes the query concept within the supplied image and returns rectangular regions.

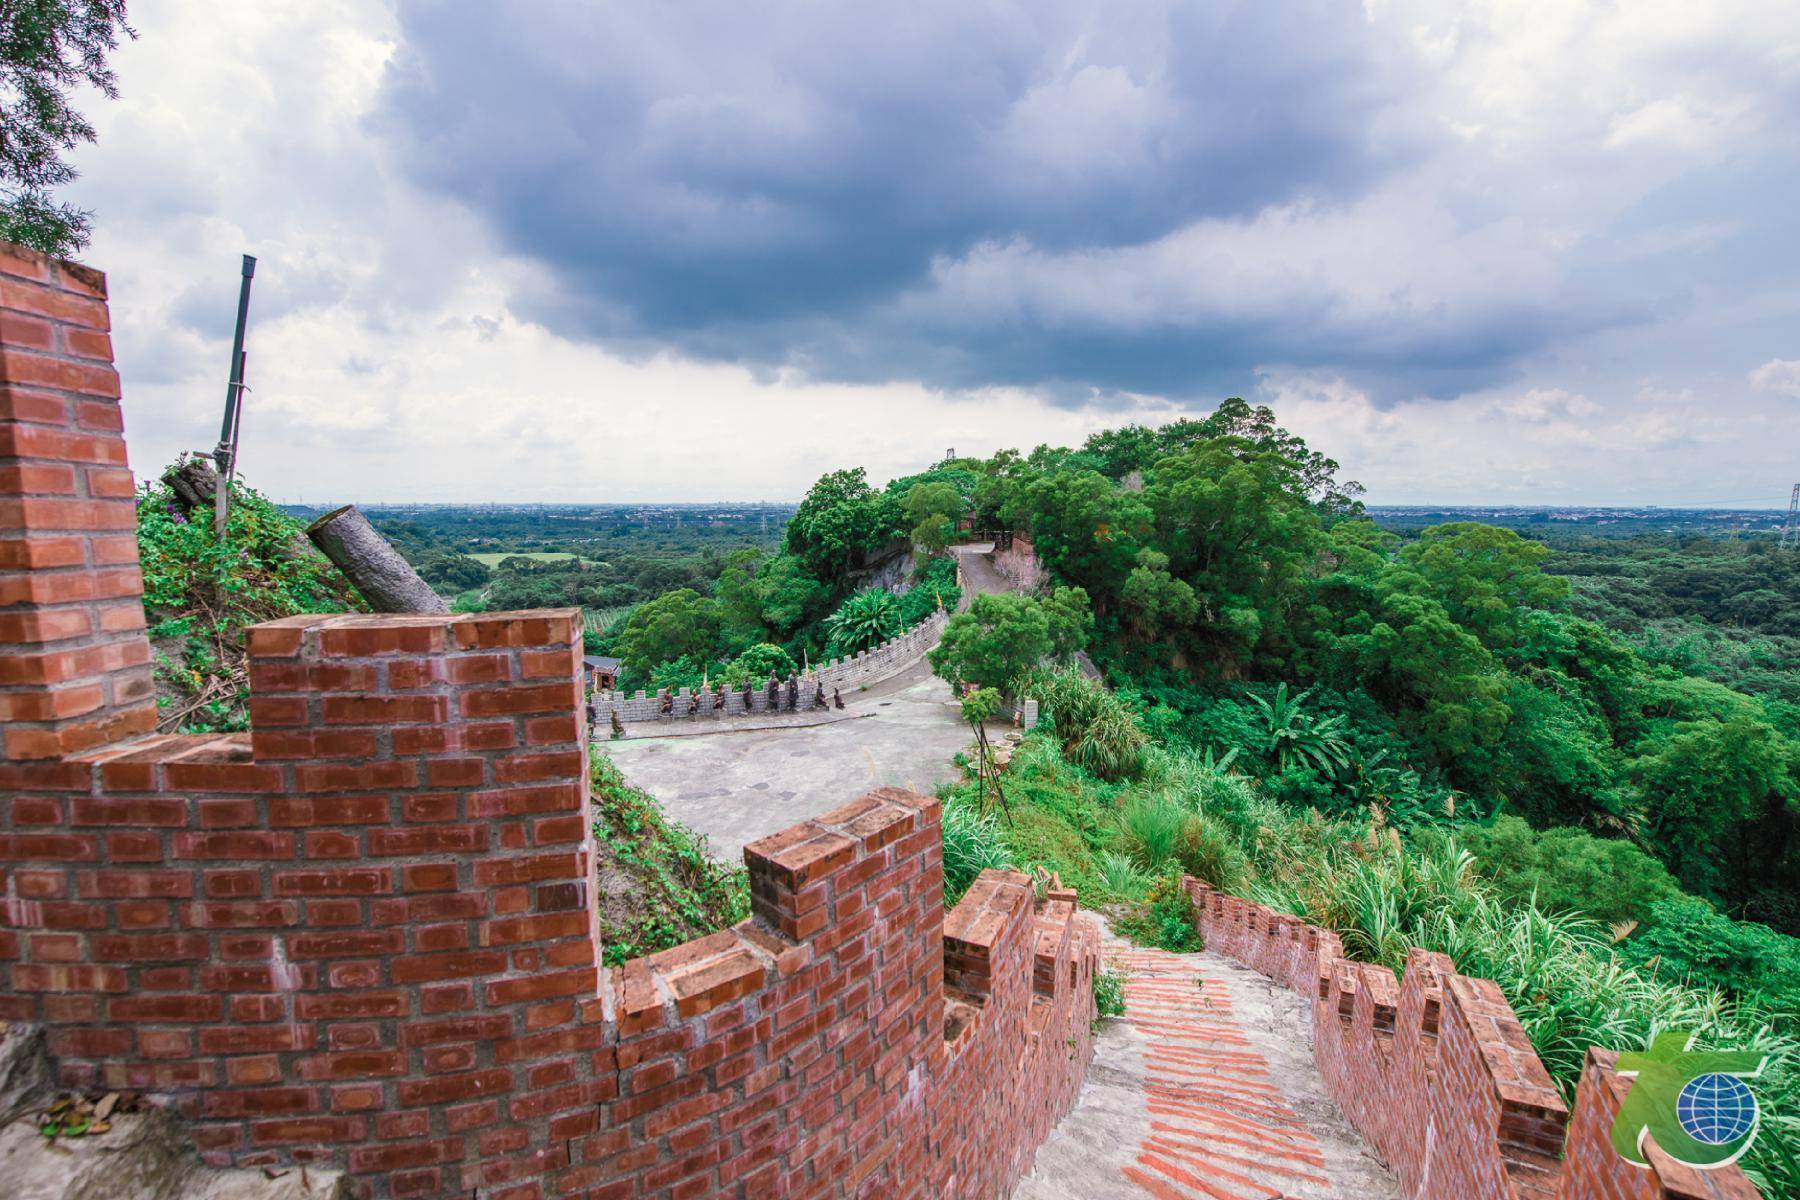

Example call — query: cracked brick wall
[0,242,1099,1198]
[1184,877,1762,1200]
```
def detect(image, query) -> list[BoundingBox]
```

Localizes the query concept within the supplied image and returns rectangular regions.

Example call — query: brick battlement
[0,242,1098,1197]
[1182,877,1763,1200]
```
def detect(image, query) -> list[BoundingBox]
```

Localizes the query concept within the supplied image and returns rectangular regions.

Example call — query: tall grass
[940,798,1013,907]
[1028,666,1148,780]
[1119,795,1187,868]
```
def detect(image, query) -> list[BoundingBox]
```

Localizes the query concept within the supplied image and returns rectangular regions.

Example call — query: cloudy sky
[66,1,1800,505]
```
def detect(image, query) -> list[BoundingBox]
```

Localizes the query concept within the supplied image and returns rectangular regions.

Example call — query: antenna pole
[214,254,257,542]
[1783,483,1800,549]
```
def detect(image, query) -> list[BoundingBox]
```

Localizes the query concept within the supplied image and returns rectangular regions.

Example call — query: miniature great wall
[0,242,1768,1198]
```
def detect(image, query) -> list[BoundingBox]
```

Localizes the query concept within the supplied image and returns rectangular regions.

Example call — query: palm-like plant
[823,588,903,655]
[1248,683,1352,777]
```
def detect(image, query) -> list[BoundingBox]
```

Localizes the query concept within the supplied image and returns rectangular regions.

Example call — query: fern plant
[823,588,903,656]
[1249,683,1353,777]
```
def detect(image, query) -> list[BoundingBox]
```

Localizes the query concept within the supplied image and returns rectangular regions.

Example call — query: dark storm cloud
[372,1,1595,398]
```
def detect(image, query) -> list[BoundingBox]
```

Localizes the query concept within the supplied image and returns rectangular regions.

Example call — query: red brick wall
[0,242,1099,1198]
[1182,877,1763,1200]
[0,244,153,758]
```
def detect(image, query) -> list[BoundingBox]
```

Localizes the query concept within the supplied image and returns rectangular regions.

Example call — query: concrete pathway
[1015,938,1400,1200]
[603,667,973,865]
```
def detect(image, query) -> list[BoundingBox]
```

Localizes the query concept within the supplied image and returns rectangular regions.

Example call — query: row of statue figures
[598,673,847,739]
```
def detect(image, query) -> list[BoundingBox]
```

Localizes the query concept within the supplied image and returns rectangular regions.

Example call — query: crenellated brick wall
[1183,877,1764,1200]
[0,241,1099,1197]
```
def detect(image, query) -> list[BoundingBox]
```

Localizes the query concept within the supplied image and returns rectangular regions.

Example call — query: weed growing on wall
[1093,965,1127,1028]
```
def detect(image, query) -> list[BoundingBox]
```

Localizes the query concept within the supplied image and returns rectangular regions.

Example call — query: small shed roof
[583,655,622,671]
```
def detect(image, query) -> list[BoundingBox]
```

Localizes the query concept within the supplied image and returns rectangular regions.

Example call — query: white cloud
[1749,359,1800,398]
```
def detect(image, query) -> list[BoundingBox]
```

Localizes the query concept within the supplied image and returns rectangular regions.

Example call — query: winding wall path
[1014,936,1399,1200]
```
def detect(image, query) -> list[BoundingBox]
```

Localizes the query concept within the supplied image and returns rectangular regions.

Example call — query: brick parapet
[0,242,1098,1197]
[1180,876,1762,1200]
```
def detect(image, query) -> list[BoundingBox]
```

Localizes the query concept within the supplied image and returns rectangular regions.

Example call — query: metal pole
[214,254,257,542]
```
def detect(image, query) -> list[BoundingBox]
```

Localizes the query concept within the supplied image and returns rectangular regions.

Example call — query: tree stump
[306,505,448,614]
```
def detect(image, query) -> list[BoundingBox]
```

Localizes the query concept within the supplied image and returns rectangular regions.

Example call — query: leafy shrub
[1119,795,1186,868]
[1116,871,1202,953]
[1095,849,1153,899]
[1172,813,1249,893]
[897,554,960,626]
[1446,815,1683,928]
[721,642,798,687]
[1621,898,1800,1012]
[1029,666,1148,781]
[941,799,1013,908]
[137,468,362,732]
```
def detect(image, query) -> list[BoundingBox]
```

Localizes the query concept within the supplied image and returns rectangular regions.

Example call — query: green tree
[1119,549,1197,641]
[1399,523,1569,652]
[1043,585,1094,659]
[1,1,134,255]
[1020,468,1148,608]
[784,468,901,589]
[1629,714,1795,899]
[903,480,961,557]
[929,592,1053,696]
[615,588,722,673]
[1452,815,1681,928]
[1144,436,1325,663]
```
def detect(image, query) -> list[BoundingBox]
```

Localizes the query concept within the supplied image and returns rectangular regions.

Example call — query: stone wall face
[590,609,947,725]
[0,243,1098,1198]
[1183,878,1763,1200]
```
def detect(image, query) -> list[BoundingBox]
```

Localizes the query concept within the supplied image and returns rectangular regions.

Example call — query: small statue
[687,690,700,716]
[766,673,780,712]
[833,687,845,710]
[610,710,625,740]
[741,681,754,712]
[659,690,673,718]
[813,682,828,710]
[785,674,799,712]
[713,686,727,714]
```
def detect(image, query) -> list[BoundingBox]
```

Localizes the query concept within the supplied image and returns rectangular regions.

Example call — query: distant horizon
[269,497,1792,515]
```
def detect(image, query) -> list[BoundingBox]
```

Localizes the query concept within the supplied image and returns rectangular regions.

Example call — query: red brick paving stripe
[1143,1137,1329,1198]
[1133,1151,1270,1200]
[1142,1109,1330,1171]
[1122,1163,1206,1200]
[1148,1128,1333,1188]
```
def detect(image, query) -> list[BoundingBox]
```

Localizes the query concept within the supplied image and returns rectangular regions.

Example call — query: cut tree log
[306,505,448,614]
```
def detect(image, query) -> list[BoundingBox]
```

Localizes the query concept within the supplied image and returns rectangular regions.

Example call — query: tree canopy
[1,0,133,255]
